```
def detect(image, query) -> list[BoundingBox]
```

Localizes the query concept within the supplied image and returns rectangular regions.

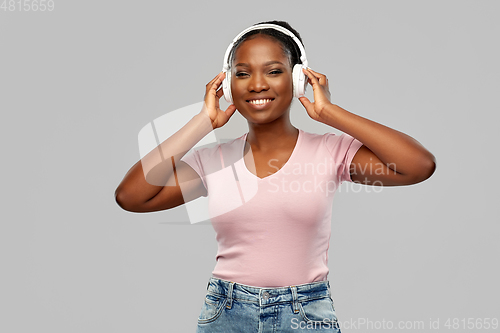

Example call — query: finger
[209,74,224,94]
[298,96,313,112]
[215,86,225,99]
[206,74,219,88]
[213,71,224,82]
[307,69,333,102]
[306,68,324,76]
[206,72,224,89]
[306,68,326,83]
[303,68,321,87]
[316,73,328,86]
[224,104,237,118]
[205,74,223,102]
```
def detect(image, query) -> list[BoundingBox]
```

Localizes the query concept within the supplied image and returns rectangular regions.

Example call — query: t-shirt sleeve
[324,132,364,183]
[180,149,208,196]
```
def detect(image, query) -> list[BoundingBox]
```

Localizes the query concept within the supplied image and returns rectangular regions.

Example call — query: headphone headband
[221,23,309,103]
[222,23,308,72]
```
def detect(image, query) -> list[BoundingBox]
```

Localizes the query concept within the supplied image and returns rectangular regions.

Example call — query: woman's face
[230,35,294,124]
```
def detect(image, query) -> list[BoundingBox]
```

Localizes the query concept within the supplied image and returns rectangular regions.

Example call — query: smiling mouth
[246,98,275,105]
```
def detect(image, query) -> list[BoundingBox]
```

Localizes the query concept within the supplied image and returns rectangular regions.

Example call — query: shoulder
[299,129,361,155]
[298,129,342,148]
[191,133,247,163]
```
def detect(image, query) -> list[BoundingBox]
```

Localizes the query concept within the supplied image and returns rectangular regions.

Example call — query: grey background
[1,0,498,332]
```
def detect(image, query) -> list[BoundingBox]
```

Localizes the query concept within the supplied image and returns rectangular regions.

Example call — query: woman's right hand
[200,72,237,129]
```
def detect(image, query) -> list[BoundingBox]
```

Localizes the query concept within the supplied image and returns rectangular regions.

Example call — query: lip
[246,98,275,110]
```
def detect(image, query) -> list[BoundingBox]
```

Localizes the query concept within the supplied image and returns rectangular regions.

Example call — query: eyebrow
[235,61,285,67]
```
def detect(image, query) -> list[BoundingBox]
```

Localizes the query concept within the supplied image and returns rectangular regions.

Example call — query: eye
[269,69,283,75]
[235,72,249,77]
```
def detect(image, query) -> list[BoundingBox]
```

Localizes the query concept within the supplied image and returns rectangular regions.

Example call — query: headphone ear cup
[222,71,233,104]
[292,64,307,98]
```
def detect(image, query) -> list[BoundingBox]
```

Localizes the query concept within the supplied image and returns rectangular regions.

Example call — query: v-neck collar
[240,129,303,180]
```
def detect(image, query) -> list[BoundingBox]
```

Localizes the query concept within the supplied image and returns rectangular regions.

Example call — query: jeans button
[262,291,270,300]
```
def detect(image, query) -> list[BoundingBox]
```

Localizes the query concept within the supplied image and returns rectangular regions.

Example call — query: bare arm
[115,72,236,212]
[299,68,436,186]
[321,104,436,185]
[114,113,213,212]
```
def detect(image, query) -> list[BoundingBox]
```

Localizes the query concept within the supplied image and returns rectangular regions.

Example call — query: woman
[115,20,436,332]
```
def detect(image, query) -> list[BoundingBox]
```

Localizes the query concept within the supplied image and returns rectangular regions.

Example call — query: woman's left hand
[298,68,333,122]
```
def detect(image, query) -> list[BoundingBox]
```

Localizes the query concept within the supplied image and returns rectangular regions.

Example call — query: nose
[247,72,269,93]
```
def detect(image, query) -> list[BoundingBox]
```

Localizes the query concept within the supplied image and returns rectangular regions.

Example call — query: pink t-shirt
[181,129,363,287]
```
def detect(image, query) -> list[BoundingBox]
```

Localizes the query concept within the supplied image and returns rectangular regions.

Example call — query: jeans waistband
[206,277,332,311]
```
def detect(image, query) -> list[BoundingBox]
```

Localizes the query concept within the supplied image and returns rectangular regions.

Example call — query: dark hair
[229,20,304,69]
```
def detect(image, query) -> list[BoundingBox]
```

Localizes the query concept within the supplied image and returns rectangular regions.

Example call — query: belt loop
[226,281,235,309]
[291,285,299,313]
[327,281,331,298]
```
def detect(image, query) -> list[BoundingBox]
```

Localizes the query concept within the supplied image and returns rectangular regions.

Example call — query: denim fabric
[196,277,341,332]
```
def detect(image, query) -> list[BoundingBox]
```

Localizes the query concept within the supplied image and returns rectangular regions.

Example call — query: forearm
[115,112,213,203]
[319,104,436,176]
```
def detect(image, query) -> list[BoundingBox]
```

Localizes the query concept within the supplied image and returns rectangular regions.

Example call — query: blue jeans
[196,277,341,332]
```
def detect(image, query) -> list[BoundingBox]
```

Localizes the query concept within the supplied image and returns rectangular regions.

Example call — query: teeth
[249,99,272,105]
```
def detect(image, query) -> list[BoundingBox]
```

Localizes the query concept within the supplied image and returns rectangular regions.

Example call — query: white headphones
[221,23,309,104]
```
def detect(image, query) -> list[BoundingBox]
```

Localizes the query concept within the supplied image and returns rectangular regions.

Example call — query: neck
[246,113,298,151]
